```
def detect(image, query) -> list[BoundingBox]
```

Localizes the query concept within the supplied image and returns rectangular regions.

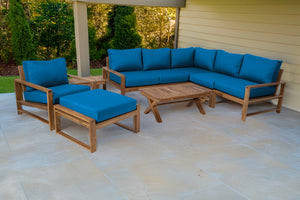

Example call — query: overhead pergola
[70,0,186,77]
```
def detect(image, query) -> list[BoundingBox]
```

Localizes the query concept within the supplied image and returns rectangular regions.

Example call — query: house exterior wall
[178,0,300,111]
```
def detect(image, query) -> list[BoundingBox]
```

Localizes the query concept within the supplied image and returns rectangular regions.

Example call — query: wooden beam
[69,0,186,8]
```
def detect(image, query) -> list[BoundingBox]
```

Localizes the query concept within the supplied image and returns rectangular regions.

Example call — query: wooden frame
[211,69,286,121]
[54,104,140,153]
[103,57,286,121]
[14,66,94,130]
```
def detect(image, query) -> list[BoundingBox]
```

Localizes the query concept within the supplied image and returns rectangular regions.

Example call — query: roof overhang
[69,0,186,8]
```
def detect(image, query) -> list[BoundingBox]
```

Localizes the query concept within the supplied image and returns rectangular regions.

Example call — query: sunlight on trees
[0,0,176,67]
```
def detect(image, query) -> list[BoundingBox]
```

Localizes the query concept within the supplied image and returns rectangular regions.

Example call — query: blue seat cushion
[142,48,171,70]
[24,84,90,104]
[155,69,190,84]
[194,47,217,71]
[214,50,244,77]
[108,48,143,72]
[190,71,228,89]
[110,71,160,87]
[22,58,69,92]
[59,89,137,123]
[239,54,282,83]
[171,47,194,68]
[214,76,276,99]
[175,67,208,77]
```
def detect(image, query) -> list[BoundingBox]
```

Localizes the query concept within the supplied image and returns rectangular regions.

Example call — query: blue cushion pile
[108,47,282,99]
[22,58,90,104]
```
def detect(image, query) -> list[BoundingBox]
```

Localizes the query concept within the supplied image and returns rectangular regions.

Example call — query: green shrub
[112,6,142,49]
[8,0,35,64]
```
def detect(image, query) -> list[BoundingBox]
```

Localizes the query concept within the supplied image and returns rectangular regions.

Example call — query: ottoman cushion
[59,89,137,123]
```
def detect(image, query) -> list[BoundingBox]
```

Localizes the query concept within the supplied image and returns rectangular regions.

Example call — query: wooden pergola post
[73,1,90,77]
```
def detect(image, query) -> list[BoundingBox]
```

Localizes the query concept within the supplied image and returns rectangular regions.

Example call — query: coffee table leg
[194,98,206,115]
[145,98,162,123]
[144,98,152,114]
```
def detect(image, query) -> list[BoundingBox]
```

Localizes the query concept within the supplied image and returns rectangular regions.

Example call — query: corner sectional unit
[103,47,286,121]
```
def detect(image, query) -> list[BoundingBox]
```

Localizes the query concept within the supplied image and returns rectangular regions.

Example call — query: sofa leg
[241,87,251,121]
[121,89,126,95]
[241,103,249,121]
[276,82,286,113]
[209,92,216,108]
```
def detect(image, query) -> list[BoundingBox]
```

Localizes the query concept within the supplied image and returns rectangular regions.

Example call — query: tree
[30,0,74,59]
[135,7,176,49]
[0,3,11,62]
[112,6,142,49]
[8,0,35,64]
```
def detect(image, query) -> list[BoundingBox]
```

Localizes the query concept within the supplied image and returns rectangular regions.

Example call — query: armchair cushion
[194,47,217,71]
[239,54,282,83]
[214,76,276,99]
[214,50,244,77]
[22,58,69,92]
[24,84,90,104]
[171,47,194,68]
[108,48,143,72]
[142,48,171,70]
[59,89,137,123]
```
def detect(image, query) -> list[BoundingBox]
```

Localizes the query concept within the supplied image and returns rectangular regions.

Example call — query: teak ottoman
[54,89,140,153]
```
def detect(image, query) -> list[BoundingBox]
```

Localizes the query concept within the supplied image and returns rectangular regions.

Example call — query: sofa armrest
[243,81,286,102]
[102,67,125,79]
[246,81,286,89]
[103,67,126,95]
[14,79,51,93]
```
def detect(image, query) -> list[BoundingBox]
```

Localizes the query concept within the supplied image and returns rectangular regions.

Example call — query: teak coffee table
[140,83,214,123]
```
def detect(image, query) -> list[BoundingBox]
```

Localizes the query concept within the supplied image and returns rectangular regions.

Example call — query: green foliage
[96,5,115,54]
[30,0,74,59]
[112,6,142,49]
[0,6,12,62]
[0,1,176,68]
[8,0,35,64]
[136,7,176,49]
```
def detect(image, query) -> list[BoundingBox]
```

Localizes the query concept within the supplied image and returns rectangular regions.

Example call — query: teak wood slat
[54,104,140,153]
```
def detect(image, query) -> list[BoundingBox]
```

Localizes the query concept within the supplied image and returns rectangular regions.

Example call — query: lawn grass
[0,68,103,94]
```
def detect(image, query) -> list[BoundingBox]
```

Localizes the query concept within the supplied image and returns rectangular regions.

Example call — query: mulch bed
[0,59,106,77]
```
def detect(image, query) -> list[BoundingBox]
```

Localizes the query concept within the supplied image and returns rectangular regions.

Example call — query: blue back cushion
[22,58,68,91]
[142,48,171,70]
[171,47,194,68]
[214,50,244,77]
[194,47,217,71]
[239,54,282,83]
[108,48,143,72]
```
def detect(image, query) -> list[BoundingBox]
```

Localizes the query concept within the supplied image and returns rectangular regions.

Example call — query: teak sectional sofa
[103,47,286,121]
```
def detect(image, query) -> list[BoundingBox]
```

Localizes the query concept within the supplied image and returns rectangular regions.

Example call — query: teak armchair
[14,58,91,130]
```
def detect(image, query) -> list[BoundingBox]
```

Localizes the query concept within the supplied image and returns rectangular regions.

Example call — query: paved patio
[0,87,299,200]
